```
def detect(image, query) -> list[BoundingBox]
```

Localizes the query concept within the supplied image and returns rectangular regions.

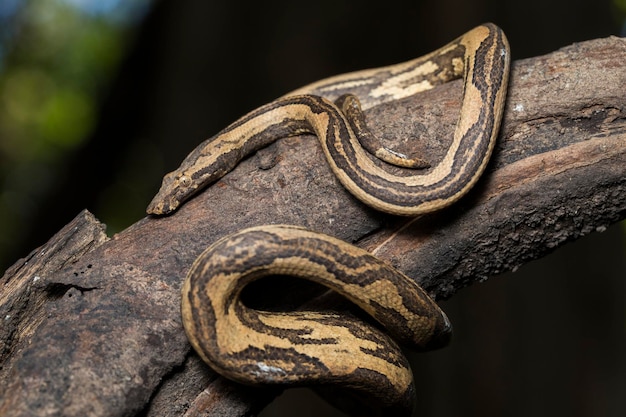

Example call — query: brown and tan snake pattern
[148,24,510,415]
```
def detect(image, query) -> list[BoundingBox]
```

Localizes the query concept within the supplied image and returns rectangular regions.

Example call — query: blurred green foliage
[0,0,150,270]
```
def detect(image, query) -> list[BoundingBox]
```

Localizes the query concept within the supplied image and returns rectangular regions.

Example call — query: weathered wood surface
[1,36,625,417]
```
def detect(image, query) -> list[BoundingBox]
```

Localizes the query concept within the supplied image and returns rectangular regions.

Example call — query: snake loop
[147,24,509,216]
[181,225,451,414]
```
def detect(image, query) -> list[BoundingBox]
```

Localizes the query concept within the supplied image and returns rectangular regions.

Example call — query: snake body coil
[181,225,451,413]
[149,24,510,415]
[147,23,509,216]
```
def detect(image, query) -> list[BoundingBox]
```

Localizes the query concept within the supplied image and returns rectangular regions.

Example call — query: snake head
[146,140,233,215]
[146,170,197,215]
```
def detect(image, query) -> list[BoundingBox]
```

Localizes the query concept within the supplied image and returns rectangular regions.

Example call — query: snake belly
[148,23,511,415]
[181,225,452,413]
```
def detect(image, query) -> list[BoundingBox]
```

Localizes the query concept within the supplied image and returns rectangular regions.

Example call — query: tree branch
[1,36,625,417]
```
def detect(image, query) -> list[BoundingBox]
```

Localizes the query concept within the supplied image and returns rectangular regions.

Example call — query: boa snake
[148,24,510,415]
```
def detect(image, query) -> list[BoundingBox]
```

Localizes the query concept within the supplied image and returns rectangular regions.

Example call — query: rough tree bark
[1,36,625,417]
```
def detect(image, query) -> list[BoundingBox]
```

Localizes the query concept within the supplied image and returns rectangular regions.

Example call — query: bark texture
[0,36,625,417]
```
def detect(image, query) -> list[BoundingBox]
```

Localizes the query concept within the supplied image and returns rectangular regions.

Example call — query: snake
[148,24,510,415]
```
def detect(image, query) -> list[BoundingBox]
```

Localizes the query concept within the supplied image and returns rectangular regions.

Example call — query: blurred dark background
[0,1,624,416]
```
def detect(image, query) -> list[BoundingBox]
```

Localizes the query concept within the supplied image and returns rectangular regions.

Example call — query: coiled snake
[148,23,510,415]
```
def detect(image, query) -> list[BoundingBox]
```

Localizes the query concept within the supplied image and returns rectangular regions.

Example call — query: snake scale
[148,23,510,415]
